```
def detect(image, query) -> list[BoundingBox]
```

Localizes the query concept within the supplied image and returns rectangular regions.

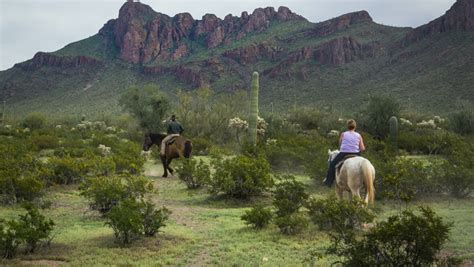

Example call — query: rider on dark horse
[161,115,184,156]
[324,119,366,187]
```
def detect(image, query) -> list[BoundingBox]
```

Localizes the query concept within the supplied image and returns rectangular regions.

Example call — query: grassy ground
[1,158,473,266]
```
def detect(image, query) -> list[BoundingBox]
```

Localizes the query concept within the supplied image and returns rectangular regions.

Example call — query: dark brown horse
[143,133,192,177]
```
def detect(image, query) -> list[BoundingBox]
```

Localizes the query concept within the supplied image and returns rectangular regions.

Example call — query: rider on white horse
[324,119,366,187]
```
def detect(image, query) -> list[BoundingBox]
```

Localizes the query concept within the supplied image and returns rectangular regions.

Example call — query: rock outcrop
[265,37,381,77]
[223,43,283,64]
[16,52,103,71]
[402,0,474,45]
[106,1,304,64]
[142,65,208,88]
[308,11,373,38]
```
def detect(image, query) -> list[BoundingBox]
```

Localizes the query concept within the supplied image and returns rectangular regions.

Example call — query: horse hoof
[162,175,168,178]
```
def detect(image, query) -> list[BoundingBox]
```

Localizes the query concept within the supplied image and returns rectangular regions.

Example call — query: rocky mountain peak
[308,10,373,37]
[105,2,305,64]
[403,0,474,45]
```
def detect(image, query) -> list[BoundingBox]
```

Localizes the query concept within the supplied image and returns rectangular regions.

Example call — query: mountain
[1,0,473,117]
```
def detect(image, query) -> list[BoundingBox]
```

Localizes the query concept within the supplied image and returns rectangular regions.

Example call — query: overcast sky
[0,0,456,71]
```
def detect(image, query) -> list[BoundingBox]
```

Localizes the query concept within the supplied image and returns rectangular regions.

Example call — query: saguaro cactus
[248,72,259,145]
[389,116,398,152]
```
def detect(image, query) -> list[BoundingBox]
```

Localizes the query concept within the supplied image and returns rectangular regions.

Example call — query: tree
[119,84,170,132]
[363,96,400,138]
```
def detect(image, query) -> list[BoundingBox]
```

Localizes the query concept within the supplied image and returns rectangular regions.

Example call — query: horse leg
[335,184,344,200]
[167,158,174,175]
[161,155,168,178]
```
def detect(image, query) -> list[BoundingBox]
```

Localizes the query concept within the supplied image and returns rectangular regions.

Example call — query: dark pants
[324,152,361,187]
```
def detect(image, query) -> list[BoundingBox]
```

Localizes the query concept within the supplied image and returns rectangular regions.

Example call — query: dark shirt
[167,120,183,134]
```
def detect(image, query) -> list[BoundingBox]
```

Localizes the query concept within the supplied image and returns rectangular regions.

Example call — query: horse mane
[149,133,166,144]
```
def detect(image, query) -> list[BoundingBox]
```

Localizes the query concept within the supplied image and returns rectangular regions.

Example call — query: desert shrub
[448,109,474,135]
[439,139,474,198]
[274,212,309,235]
[106,198,144,244]
[16,204,55,253]
[21,113,47,130]
[106,198,170,244]
[326,207,451,266]
[30,134,59,150]
[0,140,45,204]
[273,176,308,217]
[361,96,400,138]
[306,195,375,231]
[241,205,273,229]
[47,156,85,185]
[80,174,153,214]
[0,205,54,258]
[398,128,452,155]
[175,88,247,145]
[379,157,440,203]
[0,219,22,259]
[261,132,329,176]
[111,141,144,174]
[176,158,210,189]
[119,84,170,132]
[142,202,170,237]
[82,154,116,177]
[208,155,273,199]
[271,176,309,235]
[10,174,45,203]
[191,137,212,155]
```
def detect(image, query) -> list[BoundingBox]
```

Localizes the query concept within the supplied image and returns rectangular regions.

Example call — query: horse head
[327,149,340,163]
[143,134,153,151]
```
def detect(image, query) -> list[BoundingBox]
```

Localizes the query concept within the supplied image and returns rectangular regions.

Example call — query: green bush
[326,207,451,266]
[80,174,153,214]
[47,156,85,185]
[361,96,400,139]
[106,198,144,244]
[274,212,308,235]
[0,219,22,259]
[241,205,273,229]
[30,134,59,150]
[0,205,54,258]
[379,157,440,203]
[273,176,308,217]
[449,109,474,135]
[17,204,55,253]
[176,158,210,189]
[306,195,375,231]
[208,155,273,199]
[111,141,144,174]
[21,113,47,130]
[439,140,474,198]
[82,154,116,177]
[105,198,170,244]
[191,137,212,155]
[142,202,171,237]
[0,140,45,204]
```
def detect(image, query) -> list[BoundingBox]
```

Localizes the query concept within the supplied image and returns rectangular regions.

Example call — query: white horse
[328,149,375,204]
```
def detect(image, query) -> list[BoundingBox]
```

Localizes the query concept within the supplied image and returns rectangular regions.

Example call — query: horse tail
[362,160,375,204]
[184,140,192,158]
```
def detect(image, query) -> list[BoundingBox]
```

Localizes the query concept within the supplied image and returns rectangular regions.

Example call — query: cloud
[0,0,455,70]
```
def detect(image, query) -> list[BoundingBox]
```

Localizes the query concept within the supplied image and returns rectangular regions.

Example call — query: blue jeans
[324,152,361,186]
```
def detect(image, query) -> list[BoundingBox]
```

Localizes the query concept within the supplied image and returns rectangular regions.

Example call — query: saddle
[335,154,358,172]
[166,136,179,145]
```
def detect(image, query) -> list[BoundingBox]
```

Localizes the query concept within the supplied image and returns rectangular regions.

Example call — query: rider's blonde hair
[347,119,356,130]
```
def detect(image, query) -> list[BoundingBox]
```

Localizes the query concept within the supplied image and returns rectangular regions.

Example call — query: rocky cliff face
[308,11,373,38]
[16,52,103,71]
[106,1,304,64]
[403,0,474,45]
[264,37,381,77]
